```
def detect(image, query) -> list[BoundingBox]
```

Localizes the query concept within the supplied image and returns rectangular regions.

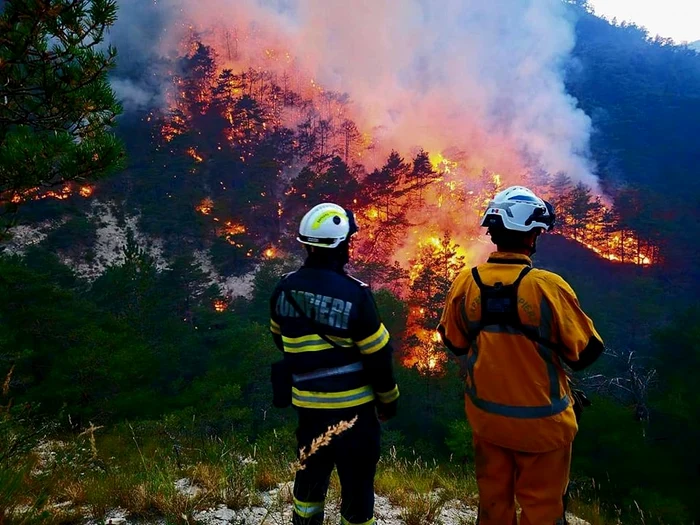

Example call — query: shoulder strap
[282,289,350,351]
[467,265,533,343]
[512,265,533,286]
[471,267,484,289]
[467,266,565,353]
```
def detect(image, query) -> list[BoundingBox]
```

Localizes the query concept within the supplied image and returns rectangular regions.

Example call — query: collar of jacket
[302,256,347,273]
[486,251,533,266]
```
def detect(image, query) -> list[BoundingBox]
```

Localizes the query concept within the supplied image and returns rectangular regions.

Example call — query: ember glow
[196,197,214,215]
[213,298,229,312]
[187,147,204,163]
[3,184,94,205]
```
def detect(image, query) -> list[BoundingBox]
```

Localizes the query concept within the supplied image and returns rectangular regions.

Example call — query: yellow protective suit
[439,251,604,524]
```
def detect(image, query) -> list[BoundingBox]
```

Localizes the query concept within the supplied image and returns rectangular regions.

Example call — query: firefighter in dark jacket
[270,202,399,525]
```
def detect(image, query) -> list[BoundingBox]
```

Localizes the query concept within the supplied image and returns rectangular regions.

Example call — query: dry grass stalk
[290,416,358,474]
[78,422,104,459]
[2,365,14,397]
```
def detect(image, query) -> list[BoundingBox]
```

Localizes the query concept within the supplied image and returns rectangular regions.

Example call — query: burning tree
[546,175,657,265]
[402,232,466,374]
[0,0,125,236]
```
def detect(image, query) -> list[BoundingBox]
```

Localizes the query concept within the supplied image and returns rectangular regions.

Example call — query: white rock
[88,508,128,525]
[174,478,202,498]
[193,504,237,524]
[565,513,591,525]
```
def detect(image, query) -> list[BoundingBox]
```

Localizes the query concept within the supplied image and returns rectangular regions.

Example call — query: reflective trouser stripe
[293,496,324,518]
[376,385,400,403]
[292,362,363,383]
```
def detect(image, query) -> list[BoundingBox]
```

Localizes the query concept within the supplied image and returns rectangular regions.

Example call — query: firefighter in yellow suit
[438,186,604,525]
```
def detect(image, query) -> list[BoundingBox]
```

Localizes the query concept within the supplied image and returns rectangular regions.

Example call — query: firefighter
[438,186,604,525]
[270,202,399,525]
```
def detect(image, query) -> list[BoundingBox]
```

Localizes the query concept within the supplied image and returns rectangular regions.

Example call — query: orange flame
[187,147,204,163]
[196,197,214,215]
[213,298,228,312]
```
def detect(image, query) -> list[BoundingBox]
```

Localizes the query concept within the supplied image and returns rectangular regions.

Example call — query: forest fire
[187,147,204,163]
[213,298,229,312]
[429,152,458,174]
[196,198,214,215]
[223,221,246,236]
[401,327,449,375]
[569,232,652,266]
[144,26,661,375]
[3,184,94,205]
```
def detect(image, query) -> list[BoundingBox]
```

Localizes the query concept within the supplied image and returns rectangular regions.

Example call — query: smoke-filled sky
[111,0,598,188]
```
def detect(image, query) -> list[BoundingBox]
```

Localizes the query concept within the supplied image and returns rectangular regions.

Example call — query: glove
[571,388,591,423]
[376,399,398,422]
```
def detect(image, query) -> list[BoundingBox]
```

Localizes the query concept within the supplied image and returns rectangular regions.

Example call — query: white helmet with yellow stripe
[297,203,359,249]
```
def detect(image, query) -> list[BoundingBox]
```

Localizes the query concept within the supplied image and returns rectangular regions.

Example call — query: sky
[589,0,700,43]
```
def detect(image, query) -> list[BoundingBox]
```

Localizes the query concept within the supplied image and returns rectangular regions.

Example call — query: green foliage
[444,420,474,464]
[43,215,98,256]
[246,257,300,325]
[373,289,409,340]
[0,0,125,230]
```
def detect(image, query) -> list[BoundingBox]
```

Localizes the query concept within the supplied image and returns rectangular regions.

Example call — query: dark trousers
[293,407,380,525]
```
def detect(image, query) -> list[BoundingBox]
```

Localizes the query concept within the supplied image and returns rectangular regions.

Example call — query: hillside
[2,1,700,524]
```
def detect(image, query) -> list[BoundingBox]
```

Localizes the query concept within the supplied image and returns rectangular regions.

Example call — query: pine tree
[0,0,125,234]
[409,149,438,207]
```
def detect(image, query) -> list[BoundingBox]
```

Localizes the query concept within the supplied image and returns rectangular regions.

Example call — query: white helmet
[480,186,555,232]
[297,203,358,249]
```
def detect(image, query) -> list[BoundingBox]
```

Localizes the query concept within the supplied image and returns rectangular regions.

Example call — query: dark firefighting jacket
[269,258,399,413]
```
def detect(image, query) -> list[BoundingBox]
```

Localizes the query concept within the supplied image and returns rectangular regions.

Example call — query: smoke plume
[110,0,596,186]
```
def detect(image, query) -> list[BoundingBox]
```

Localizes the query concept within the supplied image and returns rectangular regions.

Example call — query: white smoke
[110,78,162,111]
[109,0,597,187]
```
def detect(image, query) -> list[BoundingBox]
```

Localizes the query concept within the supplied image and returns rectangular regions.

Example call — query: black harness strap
[467,266,562,353]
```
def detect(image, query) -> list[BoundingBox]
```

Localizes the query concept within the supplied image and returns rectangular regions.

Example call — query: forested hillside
[1,1,699,523]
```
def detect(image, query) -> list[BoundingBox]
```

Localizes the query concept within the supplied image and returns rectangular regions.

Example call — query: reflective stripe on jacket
[270,259,398,412]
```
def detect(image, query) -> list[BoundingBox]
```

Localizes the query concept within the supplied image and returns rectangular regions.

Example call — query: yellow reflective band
[356,324,390,355]
[293,496,324,518]
[292,385,375,409]
[311,210,346,230]
[341,517,376,525]
[282,334,354,353]
[270,319,281,335]
[376,385,399,404]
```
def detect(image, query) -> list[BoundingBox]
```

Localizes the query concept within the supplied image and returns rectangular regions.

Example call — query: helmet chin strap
[528,238,537,256]
[527,231,542,256]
